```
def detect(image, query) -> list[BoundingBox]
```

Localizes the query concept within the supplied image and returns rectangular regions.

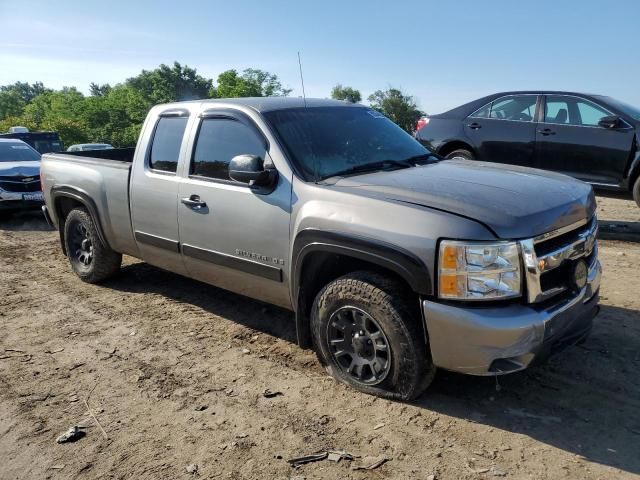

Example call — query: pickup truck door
[535,95,635,185]
[130,109,192,275]
[177,109,292,309]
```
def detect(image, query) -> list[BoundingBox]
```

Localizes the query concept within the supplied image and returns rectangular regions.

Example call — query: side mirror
[598,115,621,129]
[229,154,277,188]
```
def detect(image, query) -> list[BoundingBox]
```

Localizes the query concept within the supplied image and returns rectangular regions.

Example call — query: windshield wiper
[320,159,413,181]
[401,153,440,165]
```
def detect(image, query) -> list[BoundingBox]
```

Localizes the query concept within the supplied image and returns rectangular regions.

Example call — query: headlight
[438,240,521,300]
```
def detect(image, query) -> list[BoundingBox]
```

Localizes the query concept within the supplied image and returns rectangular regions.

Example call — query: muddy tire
[445,148,475,160]
[311,271,436,400]
[64,208,121,283]
[633,176,640,209]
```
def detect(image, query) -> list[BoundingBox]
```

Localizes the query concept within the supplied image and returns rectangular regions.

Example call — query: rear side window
[470,103,491,118]
[191,118,266,181]
[489,96,537,121]
[149,117,188,173]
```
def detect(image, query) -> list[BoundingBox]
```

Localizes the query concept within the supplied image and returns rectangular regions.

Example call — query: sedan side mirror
[598,115,621,129]
[229,154,277,189]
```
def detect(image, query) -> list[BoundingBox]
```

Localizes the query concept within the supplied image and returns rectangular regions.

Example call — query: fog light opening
[489,358,525,374]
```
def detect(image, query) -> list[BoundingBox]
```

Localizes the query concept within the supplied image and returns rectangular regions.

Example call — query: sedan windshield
[596,96,640,122]
[0,142,41,162]
[264,106,436,181]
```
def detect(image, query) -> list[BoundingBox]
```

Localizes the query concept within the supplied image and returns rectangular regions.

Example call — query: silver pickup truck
[41,98,601,400]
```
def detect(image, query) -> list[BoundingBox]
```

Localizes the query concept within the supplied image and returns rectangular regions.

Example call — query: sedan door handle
[538,128,556,136]
[181,195,207,210]
[467,122,482,130]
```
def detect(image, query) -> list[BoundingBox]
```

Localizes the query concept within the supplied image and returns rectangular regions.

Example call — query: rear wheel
[633,176,640,208]
[311,271,436,400]
[445,148,475,160]
[64,208,121,283]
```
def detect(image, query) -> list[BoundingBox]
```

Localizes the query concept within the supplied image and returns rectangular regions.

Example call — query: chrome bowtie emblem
[22,176,34,182]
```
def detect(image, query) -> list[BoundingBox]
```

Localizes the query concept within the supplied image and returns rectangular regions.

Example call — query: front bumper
[0,190,44,212]
[0,199,44,212]
[423,256,602,375]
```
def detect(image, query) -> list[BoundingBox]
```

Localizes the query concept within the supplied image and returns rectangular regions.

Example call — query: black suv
[416,91,640,206]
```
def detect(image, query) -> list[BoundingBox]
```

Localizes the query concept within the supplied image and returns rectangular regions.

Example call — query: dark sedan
[416,91,640,206]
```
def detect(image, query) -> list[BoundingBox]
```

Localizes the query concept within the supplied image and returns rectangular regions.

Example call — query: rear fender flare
[50,185,111,253]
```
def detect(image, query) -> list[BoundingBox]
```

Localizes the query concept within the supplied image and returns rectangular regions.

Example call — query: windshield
[0,142,41,162]
[596,96,640,122]
[264,106,435,181]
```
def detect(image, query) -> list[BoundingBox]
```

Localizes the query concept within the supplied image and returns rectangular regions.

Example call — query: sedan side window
[489,96,537,121]
[576,100,611,126]
[470,103,491,119]
[191,118,266,181]
[544,96,571,124]
[545,96,612,127]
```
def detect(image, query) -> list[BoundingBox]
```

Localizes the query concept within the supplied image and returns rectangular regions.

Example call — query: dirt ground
[1,196,639,480]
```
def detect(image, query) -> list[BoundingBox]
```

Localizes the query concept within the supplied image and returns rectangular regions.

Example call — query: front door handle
[538,128,556,136]
[181,195,207,210]
[467,122,482,130]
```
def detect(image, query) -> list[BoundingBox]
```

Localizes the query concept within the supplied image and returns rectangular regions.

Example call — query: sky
[1,0,639,114]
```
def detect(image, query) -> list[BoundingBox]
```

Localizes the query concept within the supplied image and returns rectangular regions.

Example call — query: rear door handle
[538,128,556,136]
[181,195,207,210]
[467,122,482,130]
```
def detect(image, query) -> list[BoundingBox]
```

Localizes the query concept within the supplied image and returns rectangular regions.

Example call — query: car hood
[328,159,596,239]
[0,161,41,177]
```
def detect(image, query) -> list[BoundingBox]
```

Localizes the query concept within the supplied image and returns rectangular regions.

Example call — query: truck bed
[64,147,136,163]
[41,149,139,257]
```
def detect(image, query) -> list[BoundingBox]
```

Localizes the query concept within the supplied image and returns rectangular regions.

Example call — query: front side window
[191,118,266,181]
[544,96,571,124]
[149,117,188,173]
[489,95,537,121]
[576,99,610,126]
[545,96,611,126]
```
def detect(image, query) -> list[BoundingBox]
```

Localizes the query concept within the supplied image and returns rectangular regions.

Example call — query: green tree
[15,87,90,145]
[126,62,212,105]
[0,81,50,120]
[367,87,423,133]
[89,82,112,97]
[331,84,362,103]
[210,68,291,98]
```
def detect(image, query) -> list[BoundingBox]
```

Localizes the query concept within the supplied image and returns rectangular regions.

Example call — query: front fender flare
[291,229,432,307]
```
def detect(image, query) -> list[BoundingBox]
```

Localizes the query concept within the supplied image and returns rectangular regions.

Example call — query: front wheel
[633,176,640,208]
[311,271,436,400]
[445,148,475,160]
[64,208,121,283]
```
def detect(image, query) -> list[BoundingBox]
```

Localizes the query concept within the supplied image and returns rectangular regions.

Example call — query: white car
[67,143,114,152]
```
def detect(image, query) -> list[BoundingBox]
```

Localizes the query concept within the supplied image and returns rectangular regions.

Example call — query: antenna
[297,51,307,107]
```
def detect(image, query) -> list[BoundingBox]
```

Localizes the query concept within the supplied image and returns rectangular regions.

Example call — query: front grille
[520,217,598,303]
[0,175,41,193]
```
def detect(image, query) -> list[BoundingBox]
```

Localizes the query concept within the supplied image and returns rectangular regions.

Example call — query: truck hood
[0,161,41,177]
[329,159,596,239]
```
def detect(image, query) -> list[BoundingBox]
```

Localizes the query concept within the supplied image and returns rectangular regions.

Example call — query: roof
[160,97,364,113]
[489,90,601,97]
[438,90,604,118]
